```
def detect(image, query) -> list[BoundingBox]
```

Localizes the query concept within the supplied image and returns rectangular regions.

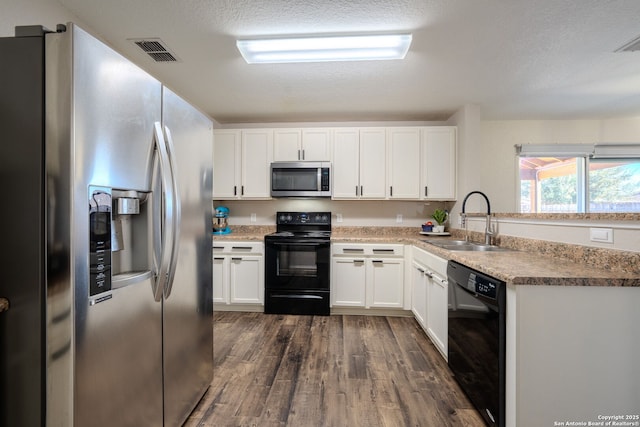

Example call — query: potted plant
[432,209,448,233]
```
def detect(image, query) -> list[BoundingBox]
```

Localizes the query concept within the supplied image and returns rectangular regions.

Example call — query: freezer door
[56,25,164,426]
[161,87,213,427]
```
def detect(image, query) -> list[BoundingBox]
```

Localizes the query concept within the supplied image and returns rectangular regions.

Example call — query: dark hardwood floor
[185,311,485,427]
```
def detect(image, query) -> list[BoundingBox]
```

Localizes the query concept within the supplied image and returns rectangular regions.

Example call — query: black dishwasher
[447,260,506,427]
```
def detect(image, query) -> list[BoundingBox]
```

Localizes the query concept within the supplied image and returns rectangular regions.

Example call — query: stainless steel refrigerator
[0,23,213,426]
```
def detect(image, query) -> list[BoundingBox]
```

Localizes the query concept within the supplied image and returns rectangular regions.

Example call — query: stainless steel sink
[422,239,512,252]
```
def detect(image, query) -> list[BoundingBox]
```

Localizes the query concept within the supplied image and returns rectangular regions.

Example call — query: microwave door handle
[317,167,322,191]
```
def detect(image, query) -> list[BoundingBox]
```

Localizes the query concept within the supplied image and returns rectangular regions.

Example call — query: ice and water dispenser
[89,186,152,302]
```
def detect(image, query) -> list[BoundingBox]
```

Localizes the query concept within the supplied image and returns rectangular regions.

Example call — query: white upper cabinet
[332,129,360,199]
[421,126,457,200]
[359,129,387,199]
[212,130,241,199]
[241,130,273,198]
[273,128,331,161]
[387,127,421,199]
[301,129,332,160]
[217,125,456,201]
[332,128,386,199]
[213,129,273,199]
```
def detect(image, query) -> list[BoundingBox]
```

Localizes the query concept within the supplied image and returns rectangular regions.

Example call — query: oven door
[265,238,330,291]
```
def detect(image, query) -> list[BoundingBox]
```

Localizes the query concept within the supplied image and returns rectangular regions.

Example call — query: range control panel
[276,211,331,225]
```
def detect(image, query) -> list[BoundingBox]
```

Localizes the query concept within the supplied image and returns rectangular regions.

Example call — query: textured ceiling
[54,0,640,123]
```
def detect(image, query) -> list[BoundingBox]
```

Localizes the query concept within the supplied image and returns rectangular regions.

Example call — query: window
[517,144,640,213]
[589,158,640,212]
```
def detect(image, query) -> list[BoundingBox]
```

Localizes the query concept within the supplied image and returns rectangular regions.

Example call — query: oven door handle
[268,241,330,246]
[270,294,324,300]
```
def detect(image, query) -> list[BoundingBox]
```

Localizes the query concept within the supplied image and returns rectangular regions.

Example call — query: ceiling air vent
[130,38,179,62]
[615,34,640,52]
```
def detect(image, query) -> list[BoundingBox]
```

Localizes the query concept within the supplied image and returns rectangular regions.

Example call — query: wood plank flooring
[185,312,485,427]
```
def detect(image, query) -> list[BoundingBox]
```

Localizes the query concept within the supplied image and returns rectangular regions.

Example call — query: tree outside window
[519,156,640,213]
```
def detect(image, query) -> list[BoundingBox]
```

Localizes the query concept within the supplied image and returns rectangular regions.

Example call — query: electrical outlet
[336,213,343,223]
[250,213,256,222]
[396,214,403,223]
[590,227,613,243]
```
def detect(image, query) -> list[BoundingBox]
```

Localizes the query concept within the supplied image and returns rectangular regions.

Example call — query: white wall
[480,117,640,212]
[0,0,84,37]
[216,199,452,228]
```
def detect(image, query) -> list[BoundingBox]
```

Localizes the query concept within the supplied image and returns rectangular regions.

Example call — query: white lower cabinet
[411,261,428,328]
[411,246,448,359]
[331,257,366,306]
[212,242,264,309]
[331,244,404,309]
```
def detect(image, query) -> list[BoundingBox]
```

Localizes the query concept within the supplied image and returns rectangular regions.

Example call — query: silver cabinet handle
[425,186,428,197]
[373,249,394,254]
[355,185,359,196]
[343,248,364,253]
[0,298,9,313]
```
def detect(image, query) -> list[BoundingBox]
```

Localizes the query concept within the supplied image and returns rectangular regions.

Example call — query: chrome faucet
[460,191,495,244]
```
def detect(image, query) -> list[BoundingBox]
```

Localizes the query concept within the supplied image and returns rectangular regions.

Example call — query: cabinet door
[273,129,302,161]
[422,127,456,200]
[241,129,273,198]
[427,273,448,358]
[332,129,360,199]
[368,258,404,308]
[213,130,241,199]
[301,128,331,161]
[229,256,263,304]
[212,256,228,304]
[331,257,366,306]
[411,262,428,329]
[387,128,421,199]
[359,128,387,199]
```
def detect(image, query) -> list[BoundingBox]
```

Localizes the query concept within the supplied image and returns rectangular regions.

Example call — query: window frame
[516,143,640,213]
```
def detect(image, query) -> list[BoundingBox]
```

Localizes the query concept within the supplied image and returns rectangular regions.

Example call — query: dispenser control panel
[89,187,112,297]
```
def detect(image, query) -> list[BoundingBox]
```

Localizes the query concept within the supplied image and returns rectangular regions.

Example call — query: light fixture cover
[237,34,412,64]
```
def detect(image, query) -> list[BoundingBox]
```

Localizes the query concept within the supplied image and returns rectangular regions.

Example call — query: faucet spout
[461,190,491,215]
[460,191,494,244]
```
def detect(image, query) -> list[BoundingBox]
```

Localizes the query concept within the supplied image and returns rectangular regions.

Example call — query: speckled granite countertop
[212,226,640,287]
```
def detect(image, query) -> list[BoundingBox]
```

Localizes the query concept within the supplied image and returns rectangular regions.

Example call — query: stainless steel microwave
[270,161,331,197]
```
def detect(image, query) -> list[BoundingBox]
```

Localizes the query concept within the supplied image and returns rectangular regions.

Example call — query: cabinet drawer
[413,246,447,277]
[212,241,263,255]
[332,243,404,257]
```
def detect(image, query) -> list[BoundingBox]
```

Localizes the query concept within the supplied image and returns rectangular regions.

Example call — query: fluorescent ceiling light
[237,34,412,64]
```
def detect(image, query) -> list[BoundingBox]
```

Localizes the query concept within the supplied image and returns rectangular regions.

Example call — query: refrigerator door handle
[152,122,176,302]
[162,125,181,299]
